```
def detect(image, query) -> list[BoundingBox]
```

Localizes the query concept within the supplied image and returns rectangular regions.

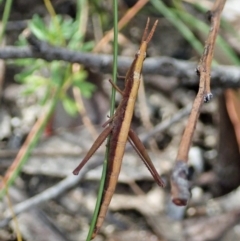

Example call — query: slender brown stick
[93,0,149,52]
[1,44,240,88]
[170,0,227,206]
[0,106,49,190]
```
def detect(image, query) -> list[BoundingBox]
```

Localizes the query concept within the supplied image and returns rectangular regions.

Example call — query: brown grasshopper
[73,18,164,239]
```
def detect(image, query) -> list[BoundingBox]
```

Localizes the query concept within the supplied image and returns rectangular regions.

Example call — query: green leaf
[73,81,96,98]
[21,86,38,96]
[40,87,51,106]
[14,60,45,82]
[81,41,95,52]
[50,61,66,86]
[72,71,88,83]
[15,67,39,83]
[24,75,48,86]
[29,15,48,41]
[62,97,78,116]
[61,18,75,39]
[16,34,28,46]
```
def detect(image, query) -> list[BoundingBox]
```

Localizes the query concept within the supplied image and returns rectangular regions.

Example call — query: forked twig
[170,0,226,206]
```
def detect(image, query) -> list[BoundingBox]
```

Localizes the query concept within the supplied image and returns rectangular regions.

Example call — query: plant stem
[86,0,118,239]
[0,0,13,43]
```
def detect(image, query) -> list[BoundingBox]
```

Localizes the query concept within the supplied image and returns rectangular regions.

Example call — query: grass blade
[86,0,118,240]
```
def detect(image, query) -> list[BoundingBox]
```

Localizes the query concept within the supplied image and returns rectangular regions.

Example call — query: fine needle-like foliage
[0,0,95,197]
[0,0,13,43]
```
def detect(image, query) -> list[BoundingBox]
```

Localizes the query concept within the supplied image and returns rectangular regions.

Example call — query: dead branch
[170,0,227,206]
[0,39,240,88]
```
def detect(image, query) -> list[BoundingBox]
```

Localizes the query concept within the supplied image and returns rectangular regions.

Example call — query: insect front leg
[73,126,112,175]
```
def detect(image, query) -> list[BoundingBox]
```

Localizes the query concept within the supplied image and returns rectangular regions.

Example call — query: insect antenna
[146,19,158,43]
[141,17,150,43]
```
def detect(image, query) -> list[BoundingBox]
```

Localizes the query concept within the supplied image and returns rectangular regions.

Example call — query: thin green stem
[150,0,203,55]
[174,9,240,65]
[0,0,13,43]
[43,0,65,46]
[86,1,118,240]
[110,0,118,114]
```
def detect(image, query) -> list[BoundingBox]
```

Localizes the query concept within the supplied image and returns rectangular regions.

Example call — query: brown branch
[170,0,227,206]
[93,0,150,52]
[0,41,240,88]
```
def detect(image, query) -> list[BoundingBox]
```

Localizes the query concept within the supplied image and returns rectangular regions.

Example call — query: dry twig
[0,106,50,191]
[93,0,149,52]
[170,0,227,206]
[1,43,240,88]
